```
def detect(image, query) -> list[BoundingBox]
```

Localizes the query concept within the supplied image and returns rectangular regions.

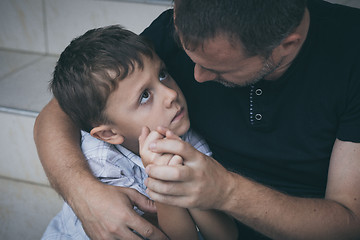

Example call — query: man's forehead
[183,34,246,57]
[183,38,250,71]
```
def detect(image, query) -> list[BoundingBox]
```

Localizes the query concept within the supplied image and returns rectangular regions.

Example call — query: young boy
[42,25,238,240]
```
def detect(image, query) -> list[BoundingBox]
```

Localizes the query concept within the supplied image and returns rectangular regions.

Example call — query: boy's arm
[189,209,238,240]
[142,128,238,240]
[157,155,199,240]
[34,99,165,240]
[139,128,199,240]
[156,202,199,240]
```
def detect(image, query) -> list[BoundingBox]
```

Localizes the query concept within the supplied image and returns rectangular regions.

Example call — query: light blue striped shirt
[42,129,211,240]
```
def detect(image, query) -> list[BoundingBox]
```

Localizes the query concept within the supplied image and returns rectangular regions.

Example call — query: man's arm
[34,99,166,240]
[34,98,92,198]
[144,137,360,240]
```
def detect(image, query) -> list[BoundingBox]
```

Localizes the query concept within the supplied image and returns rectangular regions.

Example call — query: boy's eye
[159,69,169,82]
[139,90,151,104]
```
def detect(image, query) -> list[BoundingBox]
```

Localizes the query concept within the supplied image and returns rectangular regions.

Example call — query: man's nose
[194,64,217,83]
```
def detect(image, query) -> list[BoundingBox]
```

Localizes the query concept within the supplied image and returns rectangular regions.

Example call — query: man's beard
[215,57,284,88]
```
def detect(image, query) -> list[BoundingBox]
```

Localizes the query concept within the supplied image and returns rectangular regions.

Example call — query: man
[34,0,360,239]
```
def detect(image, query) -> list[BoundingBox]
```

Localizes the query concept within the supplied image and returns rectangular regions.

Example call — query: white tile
[0,50,42,80]
[0,56,56,113]
[343,0,360,8]
[0,112,50,185]
[0,0,46,53]
[45,0,171,54]
[325,0,360,8]
[324,0,343,3]
[0,178,63,240]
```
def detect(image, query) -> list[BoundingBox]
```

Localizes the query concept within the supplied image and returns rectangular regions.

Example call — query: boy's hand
[139,126,177,167]
[144,130,231,210]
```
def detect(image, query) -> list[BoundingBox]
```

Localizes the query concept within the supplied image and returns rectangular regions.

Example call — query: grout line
[0,47,59,58]
[0,175,52,189]
[0,48,48,58]
[0,106,39,118]
[98,0,173,6]
[42,0,50,54]
[0,47,46,56]
[0,54,45,82]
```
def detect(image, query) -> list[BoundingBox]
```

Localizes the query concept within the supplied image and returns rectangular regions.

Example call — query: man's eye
[140,90,151,104]
[159,69,169,82]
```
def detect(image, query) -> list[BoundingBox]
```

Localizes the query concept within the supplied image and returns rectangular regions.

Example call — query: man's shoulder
[309,0,360,29]
[307,0,360,59]
[140,9,179,62]
[140,9,173,37]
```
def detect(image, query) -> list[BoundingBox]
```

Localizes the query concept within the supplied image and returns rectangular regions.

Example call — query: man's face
[104,55,190,152]
[183,35,282,87]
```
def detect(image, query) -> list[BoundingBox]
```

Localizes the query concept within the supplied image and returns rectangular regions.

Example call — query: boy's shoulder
[80,131,142,175]
[80,129,212,167]
[81,131,116,159]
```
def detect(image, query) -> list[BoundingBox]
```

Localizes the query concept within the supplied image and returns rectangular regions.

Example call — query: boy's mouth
[171,107,185,123]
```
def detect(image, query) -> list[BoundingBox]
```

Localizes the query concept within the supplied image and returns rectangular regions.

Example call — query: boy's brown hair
[51,25,154,132]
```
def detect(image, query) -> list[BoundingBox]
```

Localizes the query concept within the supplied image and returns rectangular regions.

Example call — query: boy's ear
[90,125,124,145]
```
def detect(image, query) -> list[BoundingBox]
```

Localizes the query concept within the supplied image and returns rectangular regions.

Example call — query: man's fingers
[144,170,191,197]
[113,226,146,240]
[146,164,190,181]
[127,214,168,240]
[124,187,157,212]
[109,212,165,240]
[149,138,191,157]
[116,188,167,239]
[127,189,157,213]
[145,188,189,208]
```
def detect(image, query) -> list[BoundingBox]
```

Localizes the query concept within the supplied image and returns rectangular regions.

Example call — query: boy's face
[103,55,190,153]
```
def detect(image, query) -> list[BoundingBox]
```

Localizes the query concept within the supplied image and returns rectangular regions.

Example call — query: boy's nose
[163,86,178,108]
[194,64,217,83]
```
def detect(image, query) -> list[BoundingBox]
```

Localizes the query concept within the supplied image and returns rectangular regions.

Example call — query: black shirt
[141,0,360,239]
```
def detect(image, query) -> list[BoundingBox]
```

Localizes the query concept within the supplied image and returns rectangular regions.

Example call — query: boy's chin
[172,121,190,137]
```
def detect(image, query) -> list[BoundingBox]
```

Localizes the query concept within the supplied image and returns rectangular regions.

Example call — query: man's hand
[143,131,234,210]
[139,127,183,167]
[72,182,168,240]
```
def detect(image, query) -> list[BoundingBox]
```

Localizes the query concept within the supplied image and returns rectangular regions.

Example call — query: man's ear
[90,125,124,145]
[278,33,302,54]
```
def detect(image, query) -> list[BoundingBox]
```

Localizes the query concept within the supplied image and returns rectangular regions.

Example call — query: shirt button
[255,88,263,96]
[255,113,262,120]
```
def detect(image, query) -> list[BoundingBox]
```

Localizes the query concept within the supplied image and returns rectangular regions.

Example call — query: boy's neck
[121,141,140,155]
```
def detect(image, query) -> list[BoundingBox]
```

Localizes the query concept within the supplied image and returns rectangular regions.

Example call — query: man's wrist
[217,170,239,212]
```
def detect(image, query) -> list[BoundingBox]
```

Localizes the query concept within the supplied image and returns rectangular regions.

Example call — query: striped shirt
[42,129,211,240]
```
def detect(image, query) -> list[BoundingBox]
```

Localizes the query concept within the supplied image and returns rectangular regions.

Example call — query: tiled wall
[0,1,170,239]
[0,0,171,55]
[0,0,358,239]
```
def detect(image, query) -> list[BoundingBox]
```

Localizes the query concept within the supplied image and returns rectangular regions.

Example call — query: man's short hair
[174,0,307,57]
